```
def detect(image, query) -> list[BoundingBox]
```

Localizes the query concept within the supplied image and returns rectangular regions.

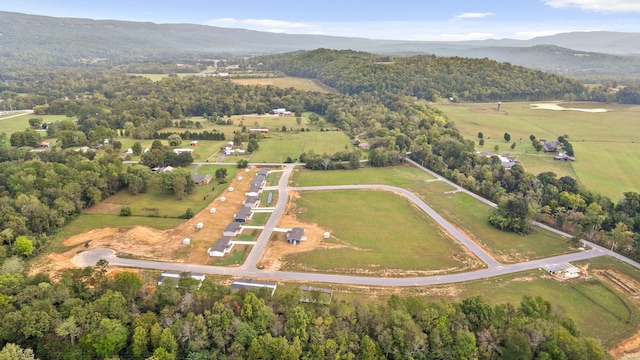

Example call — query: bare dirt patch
[35,167,267,276]
[231,79,276,86]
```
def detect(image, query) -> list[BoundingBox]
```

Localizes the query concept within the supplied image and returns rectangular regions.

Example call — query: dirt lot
[31,168,262,275]
[597,270,640,359]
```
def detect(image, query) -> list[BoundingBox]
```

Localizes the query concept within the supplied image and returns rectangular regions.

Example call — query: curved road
[73,162,639,286]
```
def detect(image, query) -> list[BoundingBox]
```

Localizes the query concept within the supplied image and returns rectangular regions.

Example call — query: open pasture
[439,101,640,200]
[291,165,435,187]
[247,130,352,163]
[0,113,71,136]
[230,76,338,93]
[282,189,479,276]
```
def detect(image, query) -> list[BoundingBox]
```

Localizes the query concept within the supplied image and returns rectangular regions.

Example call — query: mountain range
[1,11,640,78]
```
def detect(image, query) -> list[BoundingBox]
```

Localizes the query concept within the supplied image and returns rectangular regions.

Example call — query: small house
[158,166,174,173]
[192,173,212,185]
[249,128,269,133]
[287,227,306,245]
[232,279,277,296]
[158,272,205,289]
[234,207,254,223]
[299,286,333,304]
[252,175,266,188]
[38,141,51,148]
[272,108,287,115]
[208,237,234,257]
[173,148,194,154]
[246,184,261,197]
[243,196,261,208]
[190,141,199,146]
[554,153,576,161]
[223,222,243,237]
[542,140,559,153]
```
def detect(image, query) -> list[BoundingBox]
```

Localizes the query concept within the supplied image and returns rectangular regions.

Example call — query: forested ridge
[251,49,587,102]
[0,259,605,359]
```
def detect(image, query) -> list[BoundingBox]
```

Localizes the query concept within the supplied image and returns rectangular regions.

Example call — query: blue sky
[3,0,640,41]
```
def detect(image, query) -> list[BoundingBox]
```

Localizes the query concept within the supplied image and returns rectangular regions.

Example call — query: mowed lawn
[412,181,574,263]
[439,101,640,200]
[0,114,72,135]
[283,190,477,275]
[248,130,352,163]
[292,166,573,262]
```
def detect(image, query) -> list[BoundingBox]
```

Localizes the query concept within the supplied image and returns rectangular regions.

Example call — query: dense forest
[0,259,606,359]
[250,49,587,102]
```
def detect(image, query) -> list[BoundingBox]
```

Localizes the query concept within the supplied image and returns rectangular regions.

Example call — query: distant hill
[1,11,640,78]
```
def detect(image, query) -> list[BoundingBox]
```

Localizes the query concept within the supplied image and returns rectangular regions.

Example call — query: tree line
[0,259,605,359]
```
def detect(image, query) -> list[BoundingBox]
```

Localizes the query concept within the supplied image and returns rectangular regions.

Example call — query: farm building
[542,140,560,152]
[249,128,269,133]
[232,279,277,296]
[225,148,234,155]
[173,148,194,154]
[192,174,212,185]
[554,153,576,161]
[287,228,307,245]
[272,108,287,115]
[208,237,234,257]
[543,263,580,279]
[223,222,243,237]
[234,207,254,223]
[190,141,199,146]
[243,196,261,208]
[157,272,205,289]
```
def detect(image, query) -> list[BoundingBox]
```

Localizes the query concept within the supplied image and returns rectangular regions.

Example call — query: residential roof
[287,227,305,240]
[232,279,277,296]
[248,184,261,194]
[192,174,212,183]
[245,196,260,204]
[210,237,232,253]
[257,168,271,176]
[224,222,242,232]
[235,207,253,219]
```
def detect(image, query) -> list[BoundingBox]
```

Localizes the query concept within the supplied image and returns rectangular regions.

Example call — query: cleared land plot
[248,131,352,163]
[87,166,234,218]
[129,73,197,81]
[413,181,574,263]
[290,165,435,187]
[116,138,226,162]
[292,166,572,262]
[282,190,480,276]
[439,102,640,200]
[0,114,71,136]
[231,76,338,93]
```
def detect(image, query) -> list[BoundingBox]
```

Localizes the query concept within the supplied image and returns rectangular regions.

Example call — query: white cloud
[242,19,314,29]
[207,18,238,25]
[438,32,497,41]
[542,0,640,12]
[453,12,495,20]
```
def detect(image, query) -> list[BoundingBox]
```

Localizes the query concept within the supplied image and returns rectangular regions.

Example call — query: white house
[173,148,194,154]
[208,238,234,257]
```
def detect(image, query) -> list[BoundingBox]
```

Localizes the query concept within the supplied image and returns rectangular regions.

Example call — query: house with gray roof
[223,222,243,237]
[257,168,271,177]
[208,237,233,257]
[191,173,212,185]
[287,227,306,245]
[234,207,254,223]
[243,196,261,208]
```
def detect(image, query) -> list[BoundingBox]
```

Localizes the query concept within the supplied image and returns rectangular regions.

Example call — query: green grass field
[231,76,338,93]
[0,114,71,136]
[248,130,352,163]
[439,101,640,200]
[292,166,573,262]
[283,190,478,276]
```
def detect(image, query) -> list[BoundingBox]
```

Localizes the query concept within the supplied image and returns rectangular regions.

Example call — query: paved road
[73,161,635,286]
[0,110,34,121]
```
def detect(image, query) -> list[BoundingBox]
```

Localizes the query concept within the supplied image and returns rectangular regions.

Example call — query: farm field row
[438,101,640,200]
